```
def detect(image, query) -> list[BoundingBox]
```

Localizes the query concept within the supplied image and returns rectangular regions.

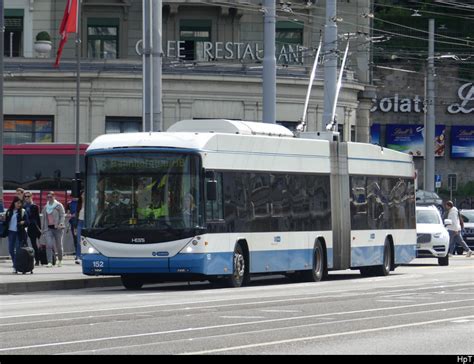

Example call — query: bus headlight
[87,247,100,255]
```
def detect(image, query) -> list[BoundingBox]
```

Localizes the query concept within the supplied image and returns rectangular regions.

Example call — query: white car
[460,209,474,251]
[416,205,450,266]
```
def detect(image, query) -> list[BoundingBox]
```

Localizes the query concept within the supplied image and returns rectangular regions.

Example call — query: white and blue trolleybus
[82,119,417,289]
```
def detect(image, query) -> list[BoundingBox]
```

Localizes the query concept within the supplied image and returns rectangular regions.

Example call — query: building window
[87,18,119,59]
[105,117,141,134]
[4,9,24,57]
[276,21,303,64]
[180,20,211,61]
[4,116,54,144]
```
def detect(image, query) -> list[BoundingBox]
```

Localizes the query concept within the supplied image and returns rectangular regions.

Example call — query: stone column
[55,96,74,142]
[356,87,376,143]
[177,99,193,121]
[163,99,178,130]
[90,97,106,141]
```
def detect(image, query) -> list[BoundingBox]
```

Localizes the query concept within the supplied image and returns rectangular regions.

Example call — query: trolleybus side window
[205,172,223,221]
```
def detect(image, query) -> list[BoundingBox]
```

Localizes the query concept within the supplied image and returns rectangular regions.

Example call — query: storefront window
[4,117,54,144]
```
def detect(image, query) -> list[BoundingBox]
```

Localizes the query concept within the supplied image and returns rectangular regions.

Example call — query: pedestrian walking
[3,197,29,273]
[41,192,66,267]
[75,191,85,264]
[445,201,473,257]
[23,192,42,266]
[15,187,25,202]
[66,197,79,259]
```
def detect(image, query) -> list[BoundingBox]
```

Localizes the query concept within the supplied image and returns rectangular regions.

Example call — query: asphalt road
[0,257,473,355]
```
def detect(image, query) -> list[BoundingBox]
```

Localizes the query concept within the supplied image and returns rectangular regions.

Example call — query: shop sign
[385,124,446,157]
[451,126,474,158]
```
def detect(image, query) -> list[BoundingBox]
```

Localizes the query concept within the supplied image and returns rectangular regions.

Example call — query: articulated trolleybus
[82,120,416,289]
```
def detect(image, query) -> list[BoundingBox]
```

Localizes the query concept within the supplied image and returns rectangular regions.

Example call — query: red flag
[54,0,78,68]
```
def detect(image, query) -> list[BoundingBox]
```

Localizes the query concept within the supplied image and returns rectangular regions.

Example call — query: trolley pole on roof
[262,0,276,124]
[0,0,5,211]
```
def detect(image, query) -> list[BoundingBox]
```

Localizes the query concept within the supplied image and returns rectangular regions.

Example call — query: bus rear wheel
[372,240,392,277]
[121,275,144,290]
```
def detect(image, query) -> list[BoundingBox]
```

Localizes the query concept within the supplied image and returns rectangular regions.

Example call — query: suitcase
[16,246,35,274]
[39,246,56,266]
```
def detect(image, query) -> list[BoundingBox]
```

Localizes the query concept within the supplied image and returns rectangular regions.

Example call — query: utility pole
[142,0,152,132]
[322,0,338,130]
[152,0,162,132]
[424,19,435,192]
[262,0,276,124]
[0,0,4,211]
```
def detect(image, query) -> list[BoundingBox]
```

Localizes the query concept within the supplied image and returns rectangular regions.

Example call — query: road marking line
[260,309,301,313]
[181,314,474,355]
[1,299,474,352]
[57,305,473,355]
[220,316,265,319]
[1,282,473,321]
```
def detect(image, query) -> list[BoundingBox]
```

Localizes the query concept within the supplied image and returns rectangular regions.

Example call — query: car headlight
[433,233,441,238]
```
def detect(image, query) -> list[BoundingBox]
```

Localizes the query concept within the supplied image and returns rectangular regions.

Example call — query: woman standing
[24,192,42,266]
[4,197,29,273]
[75,191,85,264]
[41,192,66,268]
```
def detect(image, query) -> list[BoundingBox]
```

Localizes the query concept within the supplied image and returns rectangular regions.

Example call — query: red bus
[2,143,88,210]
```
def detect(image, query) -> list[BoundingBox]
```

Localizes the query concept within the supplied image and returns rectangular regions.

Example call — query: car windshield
[461,211,474,222]
[416,210,441,224]
[86,152,202,231]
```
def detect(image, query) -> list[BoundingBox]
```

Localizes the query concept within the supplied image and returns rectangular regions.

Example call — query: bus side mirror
[206,180,217,201]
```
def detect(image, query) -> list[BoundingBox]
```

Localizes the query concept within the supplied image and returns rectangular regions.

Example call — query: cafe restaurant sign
[165,40,305,63]
[371,82,474,115]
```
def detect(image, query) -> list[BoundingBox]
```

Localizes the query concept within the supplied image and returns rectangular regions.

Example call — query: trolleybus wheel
[121,275,144,290]
[225,243,248,288]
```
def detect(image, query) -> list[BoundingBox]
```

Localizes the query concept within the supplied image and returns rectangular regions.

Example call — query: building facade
[3,0,373,145]
[371,65,474,195]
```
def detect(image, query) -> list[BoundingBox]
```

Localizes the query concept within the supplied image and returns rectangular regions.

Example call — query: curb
[0,277,122,294]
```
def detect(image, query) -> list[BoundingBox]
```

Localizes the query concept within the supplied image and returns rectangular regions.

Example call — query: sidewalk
[0,257,121,294]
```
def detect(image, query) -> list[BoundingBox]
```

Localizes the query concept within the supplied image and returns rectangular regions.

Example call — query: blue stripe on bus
[394,244,416,264]
[351,246,384,267]
[82,249,336,276]
[250,249,334,273]
[351,244,416,267]
[83,245,417,276]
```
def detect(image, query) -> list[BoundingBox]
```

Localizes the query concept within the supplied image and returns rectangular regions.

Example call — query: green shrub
[36,31,51,42]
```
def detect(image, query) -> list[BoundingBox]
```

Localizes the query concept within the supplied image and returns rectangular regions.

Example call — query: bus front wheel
[121,275,144,290]
[225,243,248,288]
